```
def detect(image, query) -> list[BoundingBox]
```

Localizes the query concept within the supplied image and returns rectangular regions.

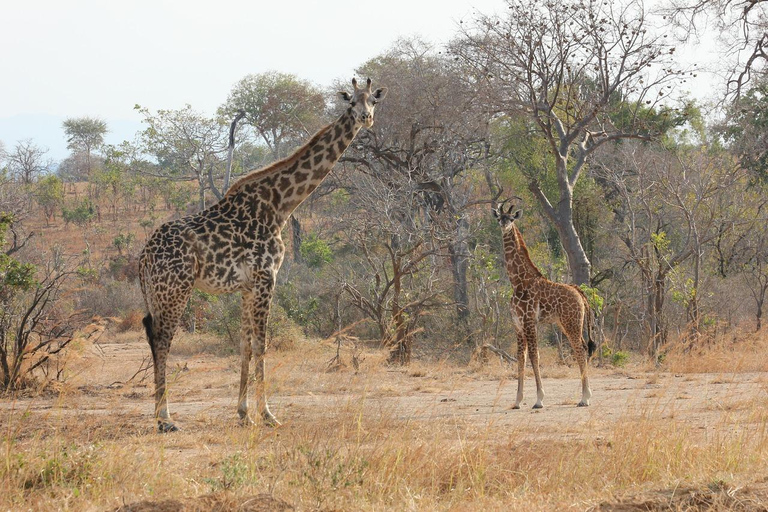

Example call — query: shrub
[611,350,630,367]
[300,234,333,268]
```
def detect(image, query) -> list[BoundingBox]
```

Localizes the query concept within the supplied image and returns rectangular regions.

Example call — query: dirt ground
[3,323,768,511]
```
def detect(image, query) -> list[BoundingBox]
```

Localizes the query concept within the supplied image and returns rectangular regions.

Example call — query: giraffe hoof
[532,403,543,409]
[239,416,257,427]
[157,422,179,433]
[512,404,521,410]
[262,412,282,427]
[577,401,590,407]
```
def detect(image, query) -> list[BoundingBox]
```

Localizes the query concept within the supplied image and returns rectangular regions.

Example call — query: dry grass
[2,395,767,511]
[3,329,768,511]
[662,328,768,374]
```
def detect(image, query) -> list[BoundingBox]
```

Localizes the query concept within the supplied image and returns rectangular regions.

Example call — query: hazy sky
[1,0,718,161]
[0,0,504,160]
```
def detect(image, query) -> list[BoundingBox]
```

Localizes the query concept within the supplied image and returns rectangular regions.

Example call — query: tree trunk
[290,215,303,263]
[756,283,766,332]
[648,271,667,360]
[388,252,411,365]
[555,210,592,285]
[448,227,470,324]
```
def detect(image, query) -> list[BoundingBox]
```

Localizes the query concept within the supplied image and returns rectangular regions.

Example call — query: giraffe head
[338,77,388,128]
[492,199,522,233]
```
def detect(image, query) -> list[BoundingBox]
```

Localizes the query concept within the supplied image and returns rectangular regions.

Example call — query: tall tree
[453,0,689,285]
[62,117,108,177]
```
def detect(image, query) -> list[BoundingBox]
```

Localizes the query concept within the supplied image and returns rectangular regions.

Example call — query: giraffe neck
[503,224,543,287]
[224,108,361,226]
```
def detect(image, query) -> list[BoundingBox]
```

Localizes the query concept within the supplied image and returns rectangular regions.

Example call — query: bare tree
[7,139,50,185]
[345,39,492,324]
[596,141,746,356]
[664,0,768,97]
[453,0,689,285]
[336,172,451,365]
[0,219,84,391]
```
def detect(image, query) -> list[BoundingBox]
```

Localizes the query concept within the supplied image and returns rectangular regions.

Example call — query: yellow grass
[2,329,768,511]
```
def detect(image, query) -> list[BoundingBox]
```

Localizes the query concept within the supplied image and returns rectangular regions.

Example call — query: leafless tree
[596,141,746,357]
[453,0,690,285]
[344,39,492,325]
[7,139,50,185]
[663,0,768,97]
[336,171,451,364]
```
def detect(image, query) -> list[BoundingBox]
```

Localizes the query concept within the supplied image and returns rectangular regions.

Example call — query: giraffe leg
[513,325,526,409]
[526,324,545,409]
[145,309,185,433]
[237,292,255,425]
[241,274,280,427]
[576,348,592,407]
[563,318,592,407]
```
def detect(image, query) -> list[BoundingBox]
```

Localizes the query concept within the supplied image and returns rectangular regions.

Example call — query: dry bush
[116,310,145,332]
[75,278,144,319]
[662,328,768,374]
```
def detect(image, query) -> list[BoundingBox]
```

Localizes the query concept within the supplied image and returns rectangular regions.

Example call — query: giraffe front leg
[247,276,281,427]
[526,328,545,409]
[513,326,526,409]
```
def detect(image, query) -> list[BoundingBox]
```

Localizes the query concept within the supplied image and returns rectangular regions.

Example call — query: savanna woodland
[3,0,768,510]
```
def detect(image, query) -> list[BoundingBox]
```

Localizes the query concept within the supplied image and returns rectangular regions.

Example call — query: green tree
[62,117,108,177]
[34,175,64,226]
[454,0,690,285]
[136,104,226,211]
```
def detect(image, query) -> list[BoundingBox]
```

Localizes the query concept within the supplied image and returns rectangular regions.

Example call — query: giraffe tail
[143,313,156,360]
[585,307,597,358]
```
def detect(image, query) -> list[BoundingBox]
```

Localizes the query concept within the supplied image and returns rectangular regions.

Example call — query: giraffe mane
[512,224,544,279]
[223,121,336,198]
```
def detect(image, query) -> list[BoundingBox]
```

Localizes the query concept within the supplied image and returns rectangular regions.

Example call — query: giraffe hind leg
[528,336,545,409]
[562,320,591,407]
[144,290,190,432]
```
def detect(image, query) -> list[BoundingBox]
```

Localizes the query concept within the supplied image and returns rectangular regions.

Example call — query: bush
[75,278,144,319]
[611,350,630,367]
[300,234,333,268]
[61,198,95,227]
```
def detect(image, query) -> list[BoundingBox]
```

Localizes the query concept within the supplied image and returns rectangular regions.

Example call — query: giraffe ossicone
[492,199,596,409]
[139,78,387,432]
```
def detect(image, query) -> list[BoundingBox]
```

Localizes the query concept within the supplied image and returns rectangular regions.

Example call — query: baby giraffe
[492,200,596,409]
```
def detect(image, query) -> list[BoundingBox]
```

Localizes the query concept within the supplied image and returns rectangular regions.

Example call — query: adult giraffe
[492,199,596,409]
[139,78,387,432]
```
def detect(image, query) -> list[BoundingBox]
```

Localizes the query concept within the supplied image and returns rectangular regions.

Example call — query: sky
[0,0,720,162]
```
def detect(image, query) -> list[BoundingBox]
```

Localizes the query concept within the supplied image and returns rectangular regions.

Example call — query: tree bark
[290,215,303,263]
[448,217,471,323]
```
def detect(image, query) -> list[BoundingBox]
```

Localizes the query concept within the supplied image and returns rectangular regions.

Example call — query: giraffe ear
[373,87,388,101]
[511,209,522,220]
[492,208,499,219]
[338,91,352,102]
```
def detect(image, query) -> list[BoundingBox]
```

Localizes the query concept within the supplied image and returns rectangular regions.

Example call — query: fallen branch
[482,343,517,364]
